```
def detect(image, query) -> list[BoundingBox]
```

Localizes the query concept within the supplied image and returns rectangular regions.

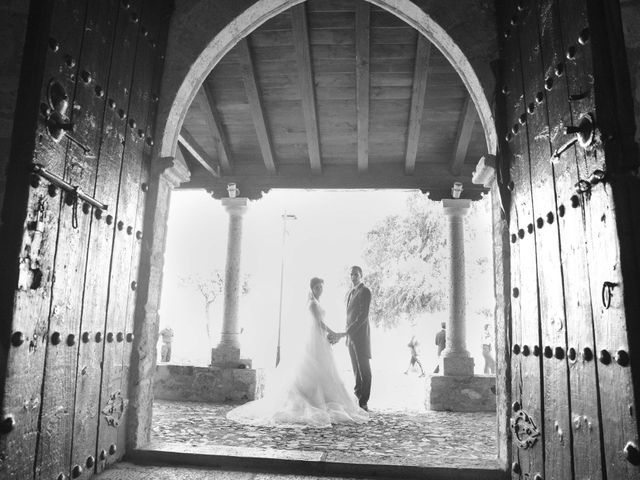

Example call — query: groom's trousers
[348,343,371,407]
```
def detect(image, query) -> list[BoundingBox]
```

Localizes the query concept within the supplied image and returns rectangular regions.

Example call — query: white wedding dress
[226,295,369,428]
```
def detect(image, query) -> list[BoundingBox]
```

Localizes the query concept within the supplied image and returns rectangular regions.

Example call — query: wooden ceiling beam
[238,38,277,174]
[184,163,486,201]
[178,129,220,178]
[291,3,322,175]
[355,1,370,173]
[450,94,477,175]
[404,36,432,175]
[197,82,233,174]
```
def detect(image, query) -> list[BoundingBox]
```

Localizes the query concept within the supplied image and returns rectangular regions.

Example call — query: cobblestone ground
[150,400,498,469]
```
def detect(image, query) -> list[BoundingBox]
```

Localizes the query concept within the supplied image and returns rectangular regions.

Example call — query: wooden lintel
[238,38,277,174]
[404,36,432,175]
[177,129,219,178]
[355,1,370,173]
[197,82,233,174]
[184,162,484,200]
[291,3,322,175]
[451,94,477,175]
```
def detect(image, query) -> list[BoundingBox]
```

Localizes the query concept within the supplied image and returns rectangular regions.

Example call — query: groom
[345,265,372,412]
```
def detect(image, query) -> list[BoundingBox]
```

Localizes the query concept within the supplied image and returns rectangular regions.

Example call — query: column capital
[221,197,248,215]
[442,198,471,216]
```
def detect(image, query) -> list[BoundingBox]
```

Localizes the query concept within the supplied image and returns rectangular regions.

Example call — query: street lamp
[275,213,297,367]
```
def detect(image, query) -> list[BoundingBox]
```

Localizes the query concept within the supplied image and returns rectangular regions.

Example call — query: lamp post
[275,213,297,366]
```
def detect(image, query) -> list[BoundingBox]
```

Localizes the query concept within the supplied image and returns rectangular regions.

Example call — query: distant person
[404,335,425,377]
[433,322,446,373]
[159,327,174,363]
[482,323,496,374]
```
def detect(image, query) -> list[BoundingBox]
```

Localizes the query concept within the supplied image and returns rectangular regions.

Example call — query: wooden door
[498,0,640,479]
[0,0,170,479]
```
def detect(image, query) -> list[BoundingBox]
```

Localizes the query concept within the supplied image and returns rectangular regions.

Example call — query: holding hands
[327,331,346,344]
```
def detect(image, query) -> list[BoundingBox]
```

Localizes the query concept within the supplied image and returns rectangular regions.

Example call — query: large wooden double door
[498,0,640,479]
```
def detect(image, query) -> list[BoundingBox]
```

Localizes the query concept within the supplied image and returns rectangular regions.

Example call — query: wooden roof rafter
[237,38,277,174]
[197,82,233,174]
[450,94,477,175]
[178,129,220,178]
[291,3,322,175]
[404,35,432,175]
[355,1,370,173]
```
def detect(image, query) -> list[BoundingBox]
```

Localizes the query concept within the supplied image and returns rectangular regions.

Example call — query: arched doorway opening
[132,0,508,476]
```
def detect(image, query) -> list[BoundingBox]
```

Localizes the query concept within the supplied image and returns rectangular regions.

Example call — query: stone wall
[153,364,265,403]
[0,0,31,227]
[426,375,496,413]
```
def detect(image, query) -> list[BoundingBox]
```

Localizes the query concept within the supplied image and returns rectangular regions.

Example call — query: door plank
[538,1,604,478]
[95,0,149,471]
[517,4,573,480]
[497,4,545,478]
[70,1,142,478]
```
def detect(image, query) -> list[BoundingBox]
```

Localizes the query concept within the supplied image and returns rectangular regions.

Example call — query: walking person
[404,335,425,377]
[433,322,446,373]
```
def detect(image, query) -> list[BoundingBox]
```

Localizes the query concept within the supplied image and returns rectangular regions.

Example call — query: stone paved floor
[149,400,498,469]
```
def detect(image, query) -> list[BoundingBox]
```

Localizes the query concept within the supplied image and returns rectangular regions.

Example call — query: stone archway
[155,0,498,163]
[130,0,507,469]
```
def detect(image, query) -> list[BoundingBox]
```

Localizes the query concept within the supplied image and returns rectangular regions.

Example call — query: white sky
[159,189,494,372]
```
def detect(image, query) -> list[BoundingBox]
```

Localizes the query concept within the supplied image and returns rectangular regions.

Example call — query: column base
[211,345,252,369]
[426,374,496,412]
[441,356,475,376]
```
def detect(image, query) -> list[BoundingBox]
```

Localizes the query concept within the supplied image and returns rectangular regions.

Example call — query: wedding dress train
[226,296,369,428]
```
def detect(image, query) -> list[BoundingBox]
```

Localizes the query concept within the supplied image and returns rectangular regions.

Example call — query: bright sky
[159,189,494,372]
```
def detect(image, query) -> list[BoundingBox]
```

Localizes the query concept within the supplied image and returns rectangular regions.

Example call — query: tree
[362,192,494,329]
[180,271,250,343]
[362,192,448,329]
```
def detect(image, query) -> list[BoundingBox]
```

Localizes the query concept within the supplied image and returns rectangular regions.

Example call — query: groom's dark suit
[346,283,372,409]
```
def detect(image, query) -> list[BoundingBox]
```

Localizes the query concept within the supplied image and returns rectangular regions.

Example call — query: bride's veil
[260,289,321,398]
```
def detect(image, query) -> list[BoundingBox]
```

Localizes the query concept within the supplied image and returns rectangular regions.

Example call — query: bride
[226,277,369,428]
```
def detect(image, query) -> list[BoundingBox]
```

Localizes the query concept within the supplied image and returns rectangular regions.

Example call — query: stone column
[441,198,474,376]
[211,197,248,367]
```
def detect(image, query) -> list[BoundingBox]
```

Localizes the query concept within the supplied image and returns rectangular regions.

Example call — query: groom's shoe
[360,404,369,412]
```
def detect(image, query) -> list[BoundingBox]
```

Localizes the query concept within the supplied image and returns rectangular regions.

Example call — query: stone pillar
[211,197,248,367]
[427,168,497,413]
[441,198,474,376]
